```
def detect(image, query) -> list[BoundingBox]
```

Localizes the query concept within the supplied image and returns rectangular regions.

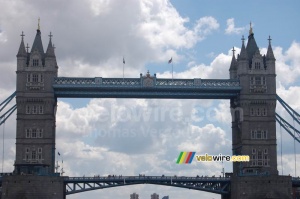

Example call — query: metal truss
[53,77,241,99]
[64,176,231,195]
[276,113,300,143]
[0,92,17,126]
[276,95,300,125]
[0,91,16,113]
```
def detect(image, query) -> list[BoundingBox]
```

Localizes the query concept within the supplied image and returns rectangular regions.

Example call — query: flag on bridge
[58,152,60,156]
[168,57,172,64]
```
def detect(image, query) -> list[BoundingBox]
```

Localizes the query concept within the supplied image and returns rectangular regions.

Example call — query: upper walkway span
[53,76,241,99]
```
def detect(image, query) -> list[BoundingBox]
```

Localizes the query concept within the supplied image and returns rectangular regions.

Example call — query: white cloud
[225,18,247,35]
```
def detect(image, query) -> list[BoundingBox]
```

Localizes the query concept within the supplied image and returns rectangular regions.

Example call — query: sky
[0,0,300,198]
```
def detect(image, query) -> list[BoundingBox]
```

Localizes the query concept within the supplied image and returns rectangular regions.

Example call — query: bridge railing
[64,175,231,182]
[53,77,240,88]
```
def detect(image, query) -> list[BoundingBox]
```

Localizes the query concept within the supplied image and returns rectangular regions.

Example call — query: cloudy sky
[1,0,300,198]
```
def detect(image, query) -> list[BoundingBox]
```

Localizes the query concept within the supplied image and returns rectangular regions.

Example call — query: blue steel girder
[275,113,300,143]
[63,176,231,195]
[53,77,241,99]
[292,177,300,187]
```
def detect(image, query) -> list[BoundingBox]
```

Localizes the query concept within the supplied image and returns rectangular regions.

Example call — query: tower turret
[229,47,238,79]
[45,32,58,69]
[17,31,27,70]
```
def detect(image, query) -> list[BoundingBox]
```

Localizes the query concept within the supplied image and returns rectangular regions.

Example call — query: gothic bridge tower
[228,25,292,199]
[15,23,58,175]
[1,23,65,199]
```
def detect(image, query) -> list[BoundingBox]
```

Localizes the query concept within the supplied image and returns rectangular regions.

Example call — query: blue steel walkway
[53,76,241,99]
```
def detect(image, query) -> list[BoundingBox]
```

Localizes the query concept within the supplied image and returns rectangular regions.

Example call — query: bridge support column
[230,175,292,199]
[1,176,65,199]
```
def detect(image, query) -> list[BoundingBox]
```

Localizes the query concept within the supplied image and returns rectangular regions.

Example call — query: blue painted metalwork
[53,76,241,99]
[64,176,231,195]
[0,91,16,113]
[276,113,300,143]
[277,94,300,125]
[292,177,300,187]
[0,91,17,126]
[0,104,17,126]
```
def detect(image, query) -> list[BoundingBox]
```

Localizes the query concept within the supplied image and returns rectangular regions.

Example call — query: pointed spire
[17,31,27,57]
[266,35,275,60]
[246,22,259,60]
[46,32,55,57]
[31,27,44,54]
[239,35,248,60]
[229,47,238,71]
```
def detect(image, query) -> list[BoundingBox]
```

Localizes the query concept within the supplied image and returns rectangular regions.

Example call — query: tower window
[33,59,39,66]
[257,108,261,116]
[32,151,36,160]
[256,130,262,139]
[262,131,267,139]
[255,62,261,69]
[263,108,267,116]
[26,105,31,114]
[32,105,37,114]
[32,74,38,82]
[38,129,43,138]
[32,129,37,138]
[262,77,266,85]
[250,129,268,139]
[255,77,261,85]
[250,108,255,116]
[40,74,44,83]
[27,74,31,82]
[39,105,43,114]
[26,129,31,138]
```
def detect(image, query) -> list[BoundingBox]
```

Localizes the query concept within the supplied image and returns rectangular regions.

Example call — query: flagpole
[123,57,125,80]
[172,62,173,80]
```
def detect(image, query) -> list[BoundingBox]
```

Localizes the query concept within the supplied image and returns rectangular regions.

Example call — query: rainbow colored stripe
[176,152,196,164]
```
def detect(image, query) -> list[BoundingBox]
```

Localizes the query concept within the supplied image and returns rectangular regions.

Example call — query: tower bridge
[0,23,299,199]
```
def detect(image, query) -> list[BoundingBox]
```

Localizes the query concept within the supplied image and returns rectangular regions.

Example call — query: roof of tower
[45,32,55,57]
[31,29,44,54]
[246,23,259,60]
[239,36,248,60]
[229,47,237,71]
[266,36,275,60]
[17,31,27,57]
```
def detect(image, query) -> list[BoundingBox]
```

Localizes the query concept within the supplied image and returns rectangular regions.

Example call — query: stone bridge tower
[15,24,58,175]
[228,25,292,199]
[1,24,65,199]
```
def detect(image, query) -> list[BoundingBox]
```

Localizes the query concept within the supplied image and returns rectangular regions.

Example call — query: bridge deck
[53,77,241,99]
[64,175,231,195]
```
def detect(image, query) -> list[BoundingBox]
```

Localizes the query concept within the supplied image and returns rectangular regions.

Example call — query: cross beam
[53,76,241,99]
